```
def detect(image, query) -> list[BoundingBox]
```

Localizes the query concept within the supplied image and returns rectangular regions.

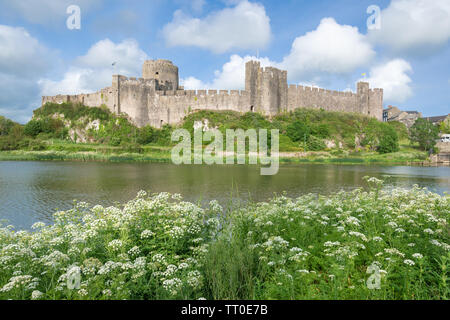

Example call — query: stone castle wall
[42,59,383,128]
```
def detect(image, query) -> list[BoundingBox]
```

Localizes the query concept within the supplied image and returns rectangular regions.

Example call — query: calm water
[0,161,449,230]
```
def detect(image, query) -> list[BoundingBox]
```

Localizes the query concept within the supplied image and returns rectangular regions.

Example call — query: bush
[24,119,65,138]
[35,102,111,122]
[387,121,409,140]
[409,118,440,152]
[311,123,331,139]
[286,121,310,142]
[306,135,326,151]
[24,120,43,137]
[120,142,144,154]
[28,140,47,151]
[155,125,173,145]
[137,126,156,145]
[378,125,399,154]
[0,136,18,151]
[0,116,15,136]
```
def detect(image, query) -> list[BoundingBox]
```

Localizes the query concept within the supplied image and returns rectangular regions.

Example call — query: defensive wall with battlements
[42,59,383,128]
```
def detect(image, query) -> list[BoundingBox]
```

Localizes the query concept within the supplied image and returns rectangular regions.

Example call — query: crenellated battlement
[42,59,384,128]
[155,89,249,97]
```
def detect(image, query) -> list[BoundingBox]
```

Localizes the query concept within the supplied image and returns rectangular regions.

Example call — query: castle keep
[42,60,383,128]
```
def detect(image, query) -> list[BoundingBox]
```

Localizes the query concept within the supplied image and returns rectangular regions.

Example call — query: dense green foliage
[0,179,448,300]
[409,118,440,152]
[439,118,450,134]
[378,125,400,154]
[33,102,111,122]
[24,118,67,139]
[0,116,16,136]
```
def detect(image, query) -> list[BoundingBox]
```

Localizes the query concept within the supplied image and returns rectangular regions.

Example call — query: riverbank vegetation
[0,178,448,300]
[0,103,430,164]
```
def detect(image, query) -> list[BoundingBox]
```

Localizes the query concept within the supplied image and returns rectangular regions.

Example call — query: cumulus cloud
[361,59,413,103]
[181,54,275,90]
[281,18,375,82]
[368,0,450,55]
[39,39,149,96]
[181,18,379,90]
[163,0,271,53]
[0,25,51,77]
[0,0,103,26]
[0,25,55,122]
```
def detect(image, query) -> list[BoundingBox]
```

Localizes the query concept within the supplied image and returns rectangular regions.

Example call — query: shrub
[286,121,310,142]
[155,125,173,145]
[311,123,331,138]
[378,125,399,154]
[120,142,144,154]
[24,119,65,138]
[24,120,43,137]
[409,118,440,152]
[0,116,15,136]
[35,102,111,122]
[0,136,18,151]
[306,135,326,151]
[137,126,156,145]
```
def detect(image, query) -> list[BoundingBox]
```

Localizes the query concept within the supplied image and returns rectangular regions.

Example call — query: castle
[42,60,383,128]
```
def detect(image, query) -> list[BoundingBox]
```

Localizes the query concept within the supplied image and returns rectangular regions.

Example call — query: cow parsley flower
[404,259,415,266]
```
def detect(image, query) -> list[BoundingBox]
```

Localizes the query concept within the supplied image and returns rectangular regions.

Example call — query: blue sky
[0,0,449,123]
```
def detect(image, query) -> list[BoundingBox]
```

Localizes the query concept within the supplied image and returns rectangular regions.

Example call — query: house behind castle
[42,60,384,128]
[383,106,422,128]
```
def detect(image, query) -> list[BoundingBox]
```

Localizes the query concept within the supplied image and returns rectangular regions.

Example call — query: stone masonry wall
[42,60,384,129]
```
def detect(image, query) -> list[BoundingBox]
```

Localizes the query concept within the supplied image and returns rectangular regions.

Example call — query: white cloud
[0,0,103,26]
[181,54,275,90]
[361,59,413,103]
[163,0,271,53]
[181,76,208,90]
[181,18,377,90]
[0,25,54,122]
[368,0,450,55]
[281,18,375,82]
[39,39,149,96]
[0,25,51,77]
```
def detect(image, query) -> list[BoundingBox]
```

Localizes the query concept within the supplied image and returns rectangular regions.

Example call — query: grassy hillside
[0,103,427,163]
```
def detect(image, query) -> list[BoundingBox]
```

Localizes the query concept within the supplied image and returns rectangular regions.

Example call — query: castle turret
[357,82,370,116]
[245,61,288,115]
[142,59,179,90]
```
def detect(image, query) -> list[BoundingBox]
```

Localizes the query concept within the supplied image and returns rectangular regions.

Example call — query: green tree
[409,118,440,152]
[24,120,43,137]
[137,126,156,145]
[306,135,326,151]
[286,121,310,142]
[0,116,15,136]
[439,118,450,134]
[378,125,399,154]
[311,123,330,139]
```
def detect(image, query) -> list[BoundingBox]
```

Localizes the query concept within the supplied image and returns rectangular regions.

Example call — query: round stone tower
[142,59,179,90]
